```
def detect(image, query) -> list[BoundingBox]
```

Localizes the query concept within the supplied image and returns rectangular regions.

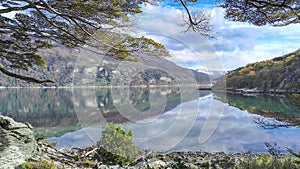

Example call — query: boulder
[0,115,37,169]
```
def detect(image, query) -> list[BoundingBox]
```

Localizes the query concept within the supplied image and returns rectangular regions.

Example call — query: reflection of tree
[76,87,212,124]
[224,94,300,127]
[96,88,115,113]
[129,88,150,112]
[0,89,77,127]
[265,142,281,156]
[96,87,183,123]
[254,117,293,129]
[255,110,300,128]
[1,87,210,130]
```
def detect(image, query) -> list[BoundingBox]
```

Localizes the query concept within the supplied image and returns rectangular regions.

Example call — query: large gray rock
[0,115,37,169]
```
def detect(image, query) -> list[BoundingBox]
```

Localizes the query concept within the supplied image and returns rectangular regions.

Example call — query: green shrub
[18,160,56,169]
[19,162,34,169]
[288,148,300,164]
[234,154,299,169]
[95,123,139,166]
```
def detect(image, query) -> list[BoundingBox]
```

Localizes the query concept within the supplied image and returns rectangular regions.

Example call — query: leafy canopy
[222,0,300,26]
[184,0,300,26]
[0,0,169,83]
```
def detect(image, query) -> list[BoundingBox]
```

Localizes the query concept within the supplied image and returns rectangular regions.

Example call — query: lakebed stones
[0,115,37,169]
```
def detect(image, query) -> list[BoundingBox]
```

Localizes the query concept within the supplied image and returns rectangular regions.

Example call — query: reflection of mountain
[0,89,77,127]
[74,87,210,125]
[0,47,209,87]
[0,88,210,137]
[225,94,300,126]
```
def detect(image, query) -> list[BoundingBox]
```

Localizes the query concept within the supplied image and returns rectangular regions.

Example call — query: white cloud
[136,3,300,71]
[216,50,271,70]
[210,7,226,27]
[141,3,182,16]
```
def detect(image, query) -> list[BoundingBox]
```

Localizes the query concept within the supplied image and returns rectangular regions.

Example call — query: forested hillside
[226,50,300,93]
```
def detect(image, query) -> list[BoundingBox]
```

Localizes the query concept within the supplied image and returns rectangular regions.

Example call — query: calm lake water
[0,87,300,153]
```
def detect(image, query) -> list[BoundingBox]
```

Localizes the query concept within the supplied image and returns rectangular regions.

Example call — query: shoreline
[0,84,200,89]
[2,114,300,169]
[27,139,299,169]
[226,88,300,95]
[2,85,300,96]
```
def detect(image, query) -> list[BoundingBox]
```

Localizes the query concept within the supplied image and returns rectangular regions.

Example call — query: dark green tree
[96,123,138,166]
[222,0,300,26]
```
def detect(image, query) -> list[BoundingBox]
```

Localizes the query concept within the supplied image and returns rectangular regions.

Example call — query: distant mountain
[196,69,226,79]
[225,49,300,93]
[0,47,209,87]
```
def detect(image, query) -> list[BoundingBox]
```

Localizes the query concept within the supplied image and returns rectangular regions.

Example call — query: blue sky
[136,1,300,72]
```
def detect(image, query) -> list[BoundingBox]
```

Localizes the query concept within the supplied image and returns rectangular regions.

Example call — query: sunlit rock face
[0,116,37,169]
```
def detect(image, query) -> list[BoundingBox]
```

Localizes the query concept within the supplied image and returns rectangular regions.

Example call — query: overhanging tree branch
[0,64,54,83]
[0,0,168,84]
[222,0,300,26]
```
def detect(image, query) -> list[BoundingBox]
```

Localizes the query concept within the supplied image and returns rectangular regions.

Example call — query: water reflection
[0,88,76,127]
[0,87,209,136]
[225,94,300,127]
[172,99,300,153]
[1,88,300,153]
[50,93,300,153]
[73,87,210,126]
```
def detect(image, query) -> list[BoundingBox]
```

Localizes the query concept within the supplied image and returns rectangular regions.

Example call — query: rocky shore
[19,141,299,169]
[0,116,37,169]
[1,115,299,169]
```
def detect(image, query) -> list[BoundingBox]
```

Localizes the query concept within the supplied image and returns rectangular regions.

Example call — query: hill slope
[226,49,300,93]
[0,47,209,87]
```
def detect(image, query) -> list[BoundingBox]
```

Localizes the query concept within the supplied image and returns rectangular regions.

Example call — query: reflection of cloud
[50,95,300,153]
[172,99,300,153]
[49,128,102,149]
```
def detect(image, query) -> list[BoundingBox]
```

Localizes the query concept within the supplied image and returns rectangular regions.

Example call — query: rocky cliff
[0,47,209,87]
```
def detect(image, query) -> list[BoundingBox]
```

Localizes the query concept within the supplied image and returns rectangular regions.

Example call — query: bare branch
[179,0,214,38]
